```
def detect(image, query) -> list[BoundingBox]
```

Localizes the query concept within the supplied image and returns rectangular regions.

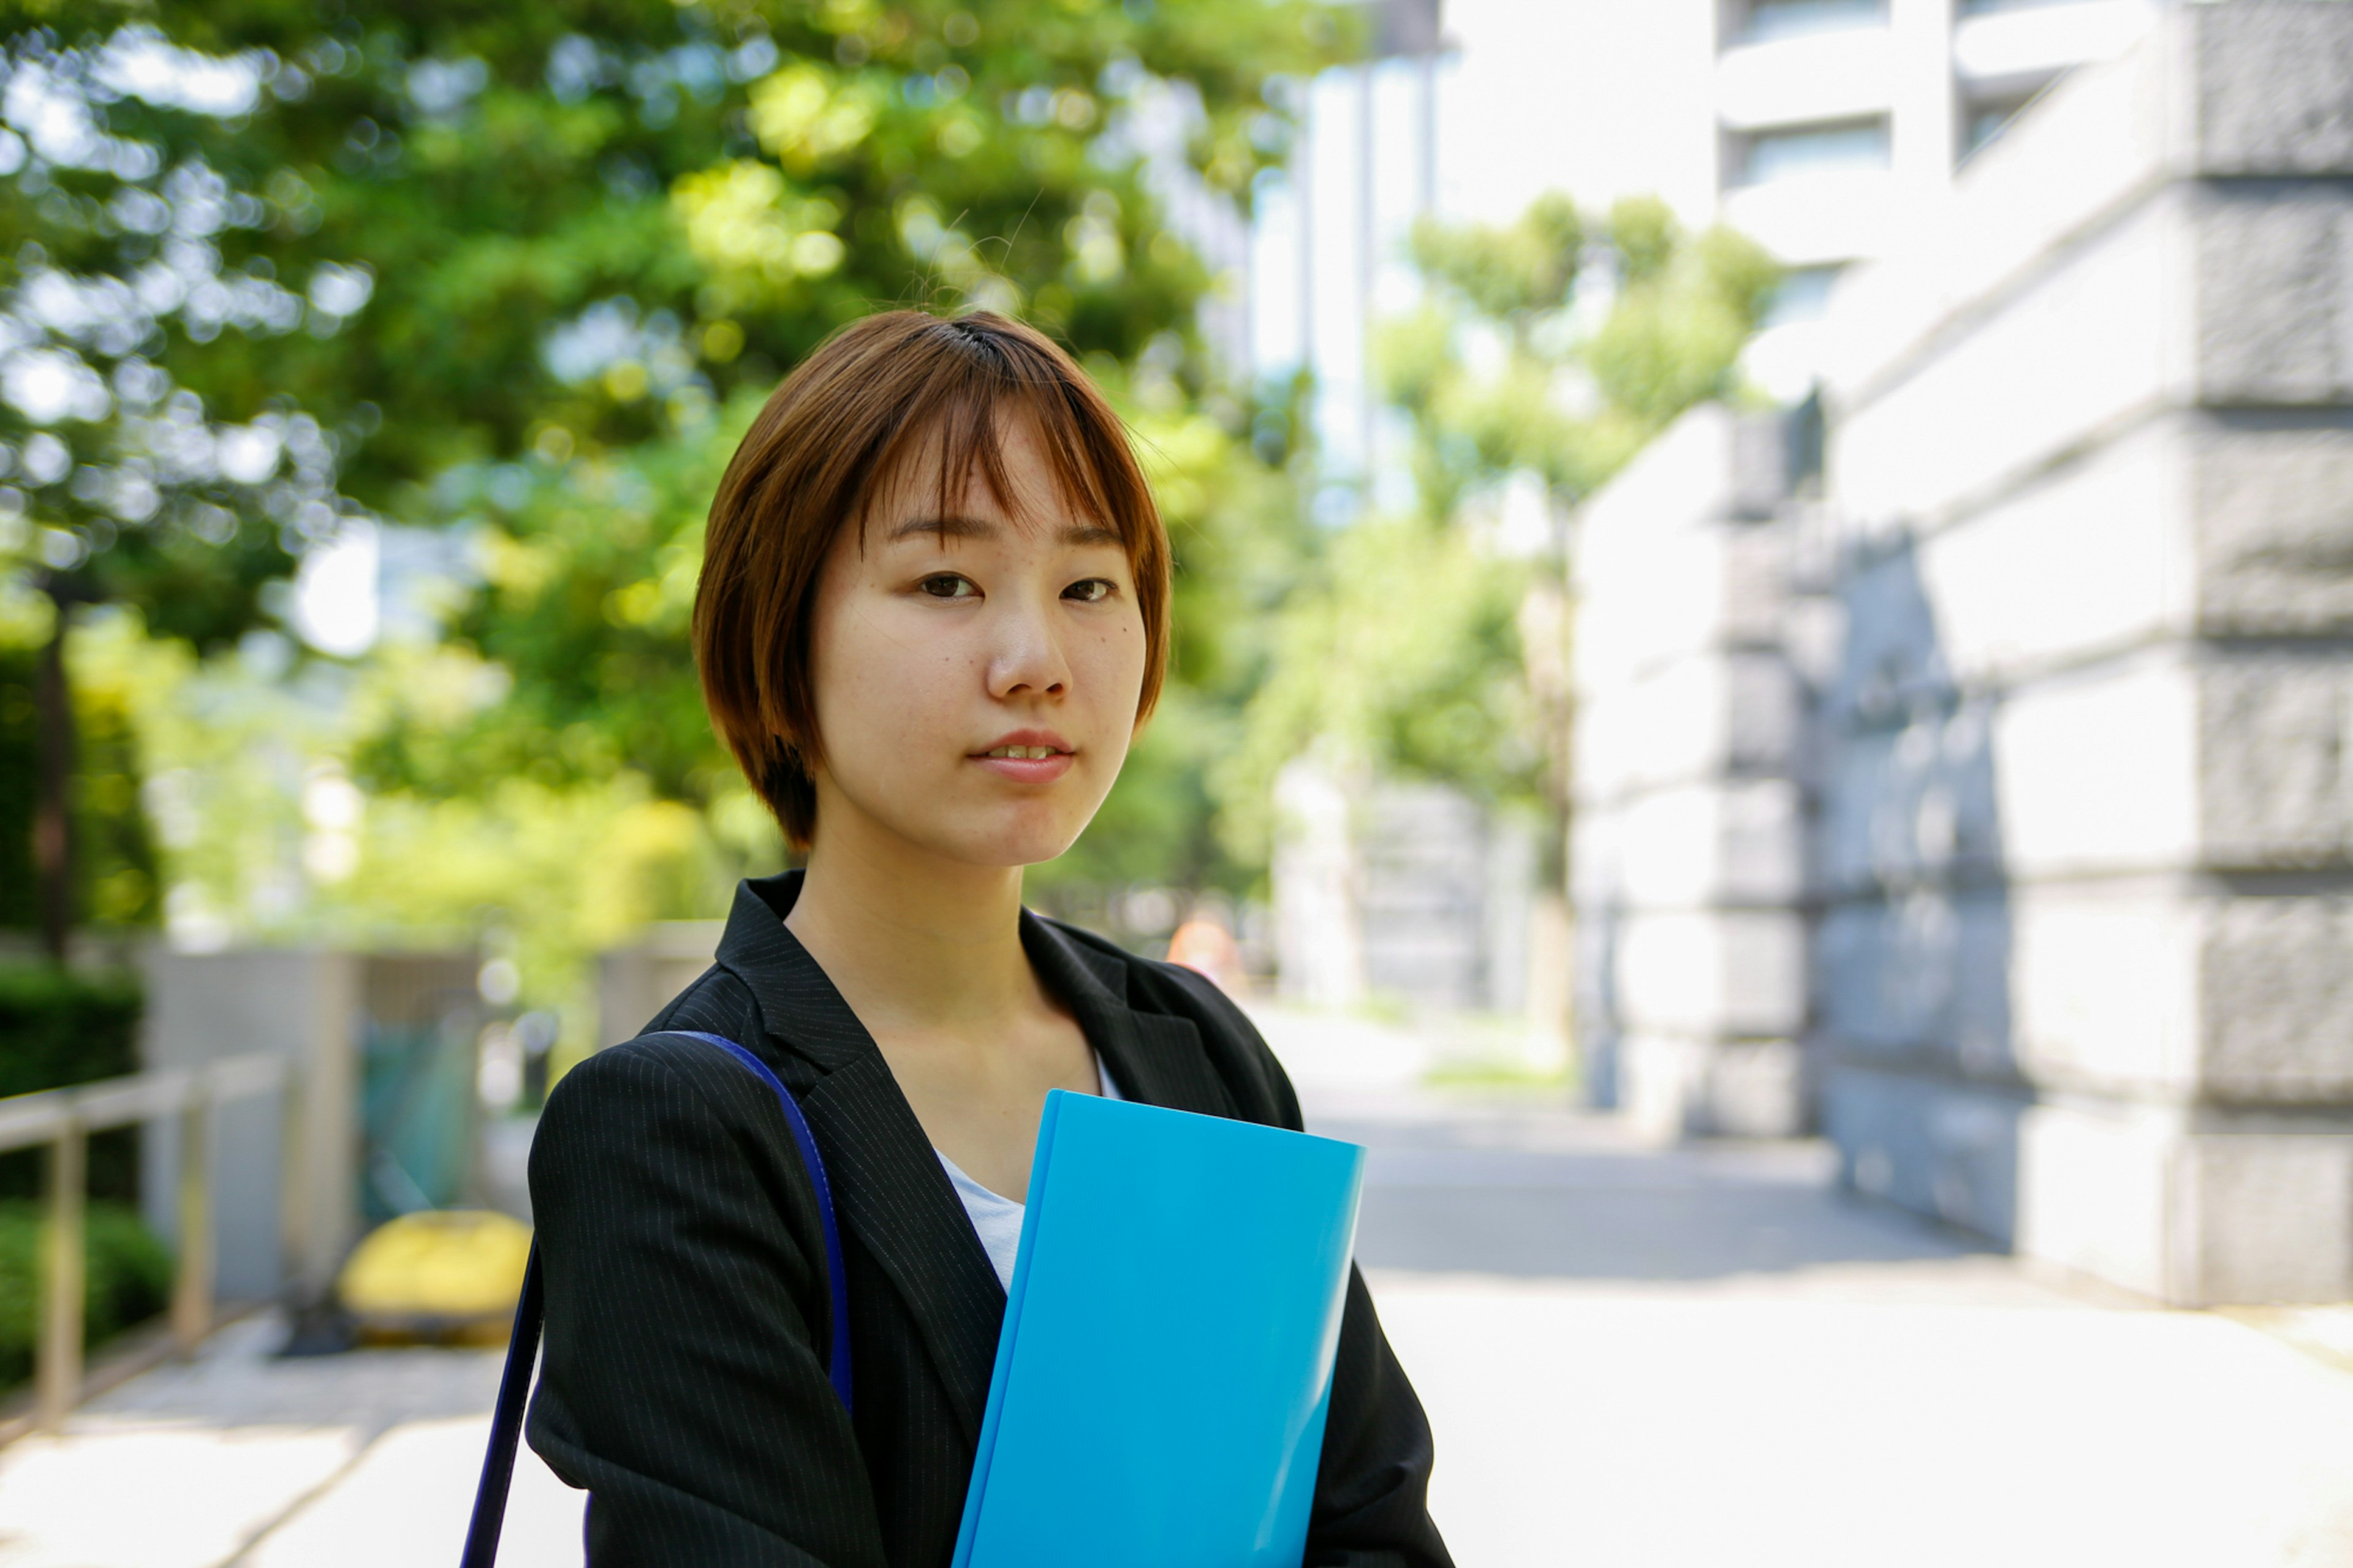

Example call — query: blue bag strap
[669,1031,855,1411]
[460,1242,545,1568]
[460,1031,851,1567]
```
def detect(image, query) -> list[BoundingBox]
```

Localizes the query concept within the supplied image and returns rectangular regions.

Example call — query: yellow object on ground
[338,1210,532,1341]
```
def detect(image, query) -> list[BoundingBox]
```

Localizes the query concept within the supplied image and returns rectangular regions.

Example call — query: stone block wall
[1572,408,1814,1138]
[1571,2,2353,1304]
[1819,1,2353,1305]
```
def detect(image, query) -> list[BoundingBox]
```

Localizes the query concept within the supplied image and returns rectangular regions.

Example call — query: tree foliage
[0,0,1339,616]
[0,1,1346,991]
[1380,194,1778,523]
[1222,194,1778,859]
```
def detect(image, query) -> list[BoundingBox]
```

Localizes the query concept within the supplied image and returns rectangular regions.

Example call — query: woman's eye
[920,574,978,599]
[1063,578,1114,604]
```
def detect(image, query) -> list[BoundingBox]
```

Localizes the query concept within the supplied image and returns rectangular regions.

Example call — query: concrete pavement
[1,1002,2349,1566]
[0,1315,583,1567]
[1266,1004,2353,1568]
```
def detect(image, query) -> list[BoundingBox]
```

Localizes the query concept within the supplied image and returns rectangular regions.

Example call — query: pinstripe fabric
[527,872,1453,1567]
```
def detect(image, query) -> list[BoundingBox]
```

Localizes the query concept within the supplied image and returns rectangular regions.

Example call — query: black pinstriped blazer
[526,871,1453,1567]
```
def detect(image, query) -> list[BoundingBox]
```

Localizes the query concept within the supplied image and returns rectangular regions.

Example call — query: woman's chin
[922,809,1090,871]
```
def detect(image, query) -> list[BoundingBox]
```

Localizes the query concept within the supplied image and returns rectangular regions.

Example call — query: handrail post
[277,1058,309,1308]
[172,1081,213,1356]
[36,1115,86,1433]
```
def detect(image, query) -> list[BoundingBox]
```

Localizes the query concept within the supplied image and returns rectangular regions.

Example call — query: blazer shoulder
[537,1028,760,1141]
[641,961,765,1043]
[541,956,796,1148]
[536,951,757,1125]
[1039,919,1225,1025]
[532,1030,827,1251]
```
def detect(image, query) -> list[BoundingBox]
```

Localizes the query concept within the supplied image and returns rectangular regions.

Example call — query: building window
[1737,118,1892,185]
[1963,97,2034,157]
[1738,0,1888,45]
[1767,264,1844,327]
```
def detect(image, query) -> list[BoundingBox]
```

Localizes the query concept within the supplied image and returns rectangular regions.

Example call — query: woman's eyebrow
[885,515,1121,548]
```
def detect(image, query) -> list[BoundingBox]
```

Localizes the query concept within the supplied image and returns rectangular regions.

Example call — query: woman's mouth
[972,734,1075,783]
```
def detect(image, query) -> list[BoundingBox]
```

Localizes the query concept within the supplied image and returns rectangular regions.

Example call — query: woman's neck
[784,818,1036,1038]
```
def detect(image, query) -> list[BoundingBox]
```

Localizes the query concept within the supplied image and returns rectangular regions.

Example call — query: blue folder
[950,1090,1366,1568]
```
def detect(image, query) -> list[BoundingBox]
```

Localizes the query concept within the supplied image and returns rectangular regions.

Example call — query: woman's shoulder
[539,966,781,1143]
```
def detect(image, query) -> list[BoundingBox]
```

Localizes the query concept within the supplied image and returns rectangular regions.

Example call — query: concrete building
[1571,409,1817,1138]
[596,920,725,1048]
[1722,0,2162,392]
[1271,759,1539,1016]
[1253,4,2159,1012]
[140,949,482,1303]
[1252,1,2166,428]
[1573,1,2353,1306]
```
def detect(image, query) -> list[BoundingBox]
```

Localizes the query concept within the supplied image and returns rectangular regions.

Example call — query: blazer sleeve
[1145,964,1457,1568]
[525,1038,890,1568]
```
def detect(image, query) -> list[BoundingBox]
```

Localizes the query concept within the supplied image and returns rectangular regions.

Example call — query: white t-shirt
[934,1057,1123,1290]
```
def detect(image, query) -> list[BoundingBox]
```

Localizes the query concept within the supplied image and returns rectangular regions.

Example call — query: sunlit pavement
[3,1006,2351,1567]
[1256,1003,2353,1568]
[0,1316,582,1567]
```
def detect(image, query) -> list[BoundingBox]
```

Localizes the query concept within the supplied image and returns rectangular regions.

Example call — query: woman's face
[801,411,1148,869]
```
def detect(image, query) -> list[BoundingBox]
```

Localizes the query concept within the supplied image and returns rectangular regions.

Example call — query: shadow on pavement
[1311,1101,1994,1282]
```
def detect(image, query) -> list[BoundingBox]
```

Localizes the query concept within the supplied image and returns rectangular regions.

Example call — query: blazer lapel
[713,874,1007,1446]
[1020,914,1240,1121]
[799,1056,1006,1444]
[703,879,1247,1449]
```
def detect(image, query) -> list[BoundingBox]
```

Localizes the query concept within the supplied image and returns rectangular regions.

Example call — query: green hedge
[0,965,142,1096]
[0,966,145,1201]
[0,1200,173,1389]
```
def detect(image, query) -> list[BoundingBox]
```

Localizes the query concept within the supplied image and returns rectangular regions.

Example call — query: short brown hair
[693,310,1172,847]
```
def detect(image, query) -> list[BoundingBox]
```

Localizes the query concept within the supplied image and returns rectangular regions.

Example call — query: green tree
[1384,194,1779,523]
[0,2,1346,959]
[1224,194,1778,868]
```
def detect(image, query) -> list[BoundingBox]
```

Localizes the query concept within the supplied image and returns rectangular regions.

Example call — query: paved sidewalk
[0,1316,582,1567]
[1257,1003,2353,1568]
[2,1004,2349,1567]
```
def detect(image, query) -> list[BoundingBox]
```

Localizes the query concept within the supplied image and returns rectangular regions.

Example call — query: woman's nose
[986,594,1071,699]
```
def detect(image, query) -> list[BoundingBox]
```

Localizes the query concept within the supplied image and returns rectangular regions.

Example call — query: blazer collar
[717,871,1235,1118]
[704,872,1233,1446]
[1017,912,1237,1121]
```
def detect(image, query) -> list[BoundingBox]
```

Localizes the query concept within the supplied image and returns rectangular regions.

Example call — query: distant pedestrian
[1166,914,1247,996]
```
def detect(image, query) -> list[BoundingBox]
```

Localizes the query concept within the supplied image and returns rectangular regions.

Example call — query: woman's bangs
[860,359,1140,559]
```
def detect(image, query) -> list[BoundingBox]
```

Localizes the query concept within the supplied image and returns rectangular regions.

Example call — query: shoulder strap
[460,1032,851,1568]
[669,1031,855,1410]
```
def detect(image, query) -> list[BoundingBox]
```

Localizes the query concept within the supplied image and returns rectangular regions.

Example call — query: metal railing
[0,1054,289,1432]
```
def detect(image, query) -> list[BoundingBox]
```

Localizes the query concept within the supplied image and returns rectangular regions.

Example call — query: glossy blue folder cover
[949,1091,1365,1568]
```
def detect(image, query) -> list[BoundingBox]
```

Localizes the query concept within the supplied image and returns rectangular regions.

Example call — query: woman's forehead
[858,404,1111,540]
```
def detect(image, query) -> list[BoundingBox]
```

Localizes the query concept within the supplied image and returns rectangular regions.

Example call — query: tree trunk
[31,584,74,964]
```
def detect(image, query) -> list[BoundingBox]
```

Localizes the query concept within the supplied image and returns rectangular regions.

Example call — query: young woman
[526,311,1453,1567]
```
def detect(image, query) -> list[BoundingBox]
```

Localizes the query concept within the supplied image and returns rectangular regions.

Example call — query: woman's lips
[971,746,1075,784]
